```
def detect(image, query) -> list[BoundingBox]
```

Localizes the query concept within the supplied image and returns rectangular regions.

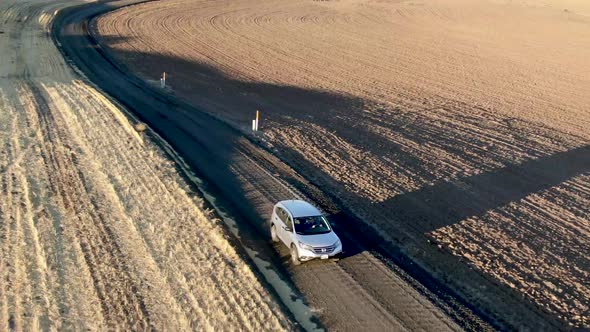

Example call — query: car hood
[296,231,339,247]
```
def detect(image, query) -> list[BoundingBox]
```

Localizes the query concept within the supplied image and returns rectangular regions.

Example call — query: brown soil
[95,0,590,329]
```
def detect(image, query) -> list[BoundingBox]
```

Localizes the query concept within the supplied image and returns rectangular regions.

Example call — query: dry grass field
[95,0,590,328]
[0,1,292,330]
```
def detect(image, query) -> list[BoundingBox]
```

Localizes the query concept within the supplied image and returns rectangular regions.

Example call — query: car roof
[278,200,322,218]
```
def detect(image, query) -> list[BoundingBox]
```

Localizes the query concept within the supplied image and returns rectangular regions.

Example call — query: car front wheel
[290,245,301,265]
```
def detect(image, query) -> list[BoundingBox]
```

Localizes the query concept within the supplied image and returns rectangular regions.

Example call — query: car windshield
[293,215,331,235]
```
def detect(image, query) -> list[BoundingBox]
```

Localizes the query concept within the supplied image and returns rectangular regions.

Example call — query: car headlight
[333,239,341,247]
[298,241,314,251]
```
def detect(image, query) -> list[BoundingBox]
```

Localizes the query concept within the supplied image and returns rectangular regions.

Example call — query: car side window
[285,214,293,231]
[276,207,286,223]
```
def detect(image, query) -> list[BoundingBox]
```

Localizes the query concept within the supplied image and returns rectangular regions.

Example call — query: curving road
[52,1,492,331]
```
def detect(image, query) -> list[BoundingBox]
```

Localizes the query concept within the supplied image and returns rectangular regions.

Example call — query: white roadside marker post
[252,110,260,132]
[160,71,166,88]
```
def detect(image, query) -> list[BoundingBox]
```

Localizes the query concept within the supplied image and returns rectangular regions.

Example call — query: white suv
[270,200,342,265]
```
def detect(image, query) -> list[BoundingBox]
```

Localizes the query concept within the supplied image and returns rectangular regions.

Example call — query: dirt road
[93,0,590,330]
[0,1,292,330]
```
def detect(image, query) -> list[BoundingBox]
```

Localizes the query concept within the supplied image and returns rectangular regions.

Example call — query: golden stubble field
[96,0,590,328]
[0,1,293,330]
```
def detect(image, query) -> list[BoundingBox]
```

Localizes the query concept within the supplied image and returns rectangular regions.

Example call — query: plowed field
[95,0,590,329]
[0,1,292,330]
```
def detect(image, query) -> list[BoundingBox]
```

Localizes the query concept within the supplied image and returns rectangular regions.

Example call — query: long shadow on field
[377,144,590,233]
[56,17,589,329]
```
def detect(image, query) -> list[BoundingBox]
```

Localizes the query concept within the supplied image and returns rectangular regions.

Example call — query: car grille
[312,245,336,254]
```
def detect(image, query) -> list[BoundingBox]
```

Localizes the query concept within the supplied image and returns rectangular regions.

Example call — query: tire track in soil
[2,114,25,332]
[0,90,11,332]
[5,83,75,331]
[9,109,57,331]
[23,81,153,330]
